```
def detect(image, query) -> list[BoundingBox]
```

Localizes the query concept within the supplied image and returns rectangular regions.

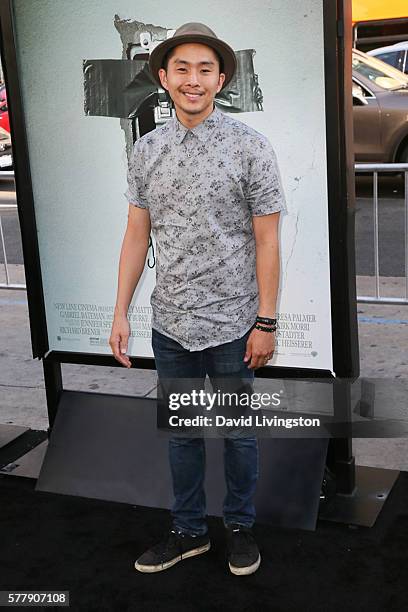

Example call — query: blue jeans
[151,327,258,536]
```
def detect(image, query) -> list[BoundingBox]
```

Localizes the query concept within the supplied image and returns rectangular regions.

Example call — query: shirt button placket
[184,133,195,348]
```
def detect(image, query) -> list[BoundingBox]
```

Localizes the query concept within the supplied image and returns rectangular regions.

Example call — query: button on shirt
[124,105,287,351]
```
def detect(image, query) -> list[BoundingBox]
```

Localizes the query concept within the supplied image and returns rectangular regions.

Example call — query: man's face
[158,43,225,118]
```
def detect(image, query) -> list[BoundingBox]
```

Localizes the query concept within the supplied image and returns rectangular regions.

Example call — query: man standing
[109,23,287,576]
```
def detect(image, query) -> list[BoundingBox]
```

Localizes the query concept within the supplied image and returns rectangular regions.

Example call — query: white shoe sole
[229,553,261,576]
[134,542,211,573]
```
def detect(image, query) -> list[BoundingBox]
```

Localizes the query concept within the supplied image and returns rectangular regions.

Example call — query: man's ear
[158,68,169,91]
[216,72,226,93]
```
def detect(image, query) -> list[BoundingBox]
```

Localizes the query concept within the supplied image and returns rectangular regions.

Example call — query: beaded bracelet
[254,323,276,333]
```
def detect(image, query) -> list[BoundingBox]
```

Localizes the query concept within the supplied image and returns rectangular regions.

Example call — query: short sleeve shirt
[125,105,287,351]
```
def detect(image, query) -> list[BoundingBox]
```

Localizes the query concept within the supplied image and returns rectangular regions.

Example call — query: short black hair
[161,45,224,74]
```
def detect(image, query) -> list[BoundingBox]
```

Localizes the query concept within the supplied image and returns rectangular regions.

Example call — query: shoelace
[159,529,186,563]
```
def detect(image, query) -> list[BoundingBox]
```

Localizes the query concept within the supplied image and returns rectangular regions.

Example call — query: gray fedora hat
[148,22,237,90]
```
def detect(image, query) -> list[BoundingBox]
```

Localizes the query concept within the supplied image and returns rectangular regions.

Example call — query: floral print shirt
[125,105,287,351]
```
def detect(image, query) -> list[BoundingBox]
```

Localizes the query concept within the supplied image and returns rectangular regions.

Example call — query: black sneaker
[134,529,211,573]
[226,524,261,575]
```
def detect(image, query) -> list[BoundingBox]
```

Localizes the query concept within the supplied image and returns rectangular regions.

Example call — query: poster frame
[0,0,359,381]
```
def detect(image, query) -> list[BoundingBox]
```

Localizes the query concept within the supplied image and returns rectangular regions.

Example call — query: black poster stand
[0,0,399,529]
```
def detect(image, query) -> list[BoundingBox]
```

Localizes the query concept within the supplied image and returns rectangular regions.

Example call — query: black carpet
[1,472,408,612]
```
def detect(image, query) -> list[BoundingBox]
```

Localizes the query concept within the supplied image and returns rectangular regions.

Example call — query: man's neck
[174,103,215,129]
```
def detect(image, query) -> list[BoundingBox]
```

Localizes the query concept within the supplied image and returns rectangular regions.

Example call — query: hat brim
[148,34,237,90]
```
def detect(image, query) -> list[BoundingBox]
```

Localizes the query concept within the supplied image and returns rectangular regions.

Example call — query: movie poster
[13,0,332,371]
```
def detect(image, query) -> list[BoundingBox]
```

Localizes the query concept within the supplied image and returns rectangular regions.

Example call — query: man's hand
[109,314,132,368]
[244,328,275,370]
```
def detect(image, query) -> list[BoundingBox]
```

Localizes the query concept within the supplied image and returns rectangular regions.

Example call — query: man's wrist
[254,314,277,332]
[114,305,128,317]
[254,322,276,333]
[257,309,276,318]
[256,314,276,322]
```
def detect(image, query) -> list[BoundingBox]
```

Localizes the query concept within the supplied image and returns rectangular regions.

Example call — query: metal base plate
[318,464,400,527]
[0,425,29,449]
[0,440,48,478]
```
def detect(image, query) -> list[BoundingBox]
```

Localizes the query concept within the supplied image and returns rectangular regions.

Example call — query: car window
[352,79,374,100]
[376,51,399,69]
[352,52,408,90]
[378,50,406,73]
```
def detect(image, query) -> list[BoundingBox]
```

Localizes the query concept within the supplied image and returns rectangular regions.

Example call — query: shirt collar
[172,105,223,145]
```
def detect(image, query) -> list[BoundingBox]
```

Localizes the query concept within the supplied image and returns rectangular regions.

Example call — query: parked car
[367,42,408,75]
[352,49,408,162]
[0,84,12,170]
[0,84,10,134]
[0,129,13,170]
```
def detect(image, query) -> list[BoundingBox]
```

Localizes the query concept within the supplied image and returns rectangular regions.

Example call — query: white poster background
[13,0,333,371]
